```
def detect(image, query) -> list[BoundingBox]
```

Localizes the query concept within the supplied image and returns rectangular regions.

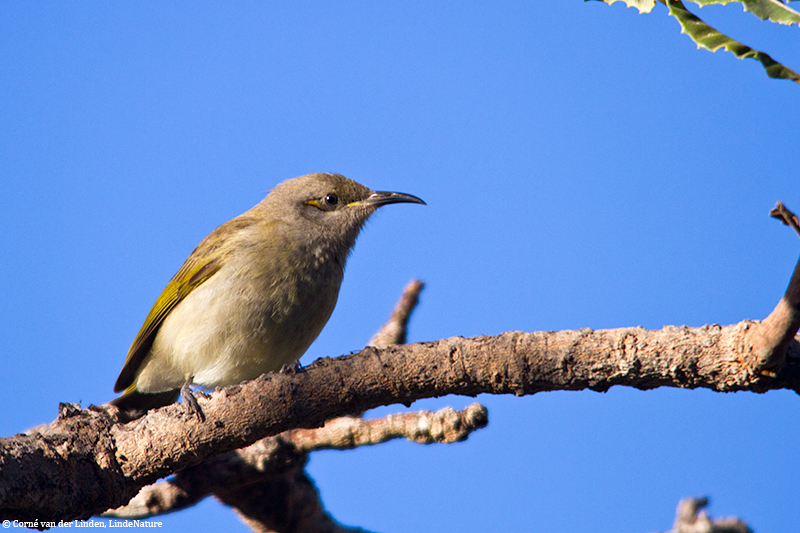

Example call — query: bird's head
[263,172,425,263]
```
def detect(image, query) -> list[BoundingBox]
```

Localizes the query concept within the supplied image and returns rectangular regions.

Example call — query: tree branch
[4,321,799,522]
[368,279,424,348]
[105,403,487,520]
[744,202,800,374]
[217,464,369,533]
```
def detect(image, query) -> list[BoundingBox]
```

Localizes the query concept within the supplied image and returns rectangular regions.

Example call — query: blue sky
[2,2,799,531]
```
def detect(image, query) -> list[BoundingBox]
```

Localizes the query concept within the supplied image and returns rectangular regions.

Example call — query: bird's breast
[139,241,345,391]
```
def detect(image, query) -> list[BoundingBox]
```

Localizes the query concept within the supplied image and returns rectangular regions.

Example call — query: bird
[110,172,424,418]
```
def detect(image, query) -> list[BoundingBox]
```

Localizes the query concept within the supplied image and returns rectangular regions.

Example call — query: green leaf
[585,0,657,14]
[667,0,800,83]
[688,0,800,26]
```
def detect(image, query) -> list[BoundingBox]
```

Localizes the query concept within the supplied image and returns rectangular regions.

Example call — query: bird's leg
[180,378,205,421]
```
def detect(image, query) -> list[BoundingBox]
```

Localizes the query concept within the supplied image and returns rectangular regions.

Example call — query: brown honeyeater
[111,172,424,417]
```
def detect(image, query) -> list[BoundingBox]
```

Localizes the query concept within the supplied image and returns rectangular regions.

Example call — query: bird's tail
[109,389,180,421]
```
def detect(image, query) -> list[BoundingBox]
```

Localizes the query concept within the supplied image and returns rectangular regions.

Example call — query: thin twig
[668,496,752,533]
[368,279,425,348]
[744,202,800,374]
[769,202,800,239]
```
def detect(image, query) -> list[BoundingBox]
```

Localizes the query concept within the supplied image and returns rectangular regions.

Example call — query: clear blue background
[2,2,799,531]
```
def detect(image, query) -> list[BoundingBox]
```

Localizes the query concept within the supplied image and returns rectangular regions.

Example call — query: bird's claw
[279,361,303,375]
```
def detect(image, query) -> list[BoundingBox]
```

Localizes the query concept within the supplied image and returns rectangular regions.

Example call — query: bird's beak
[349,191,426,207]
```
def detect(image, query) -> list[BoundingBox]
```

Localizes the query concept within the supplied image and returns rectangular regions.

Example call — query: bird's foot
[279,361,303,375]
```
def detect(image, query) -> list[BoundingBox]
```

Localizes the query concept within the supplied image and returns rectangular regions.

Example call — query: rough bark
[3,322,799,523]
[104,404,487,521]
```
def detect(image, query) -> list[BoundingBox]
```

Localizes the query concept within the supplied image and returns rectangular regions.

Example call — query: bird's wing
[113,215,259,393]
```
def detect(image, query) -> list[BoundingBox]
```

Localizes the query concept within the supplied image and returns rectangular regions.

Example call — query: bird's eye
[324,193,339,207]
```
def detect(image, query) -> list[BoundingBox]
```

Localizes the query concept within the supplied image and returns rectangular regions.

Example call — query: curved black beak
[350,191,426,207]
